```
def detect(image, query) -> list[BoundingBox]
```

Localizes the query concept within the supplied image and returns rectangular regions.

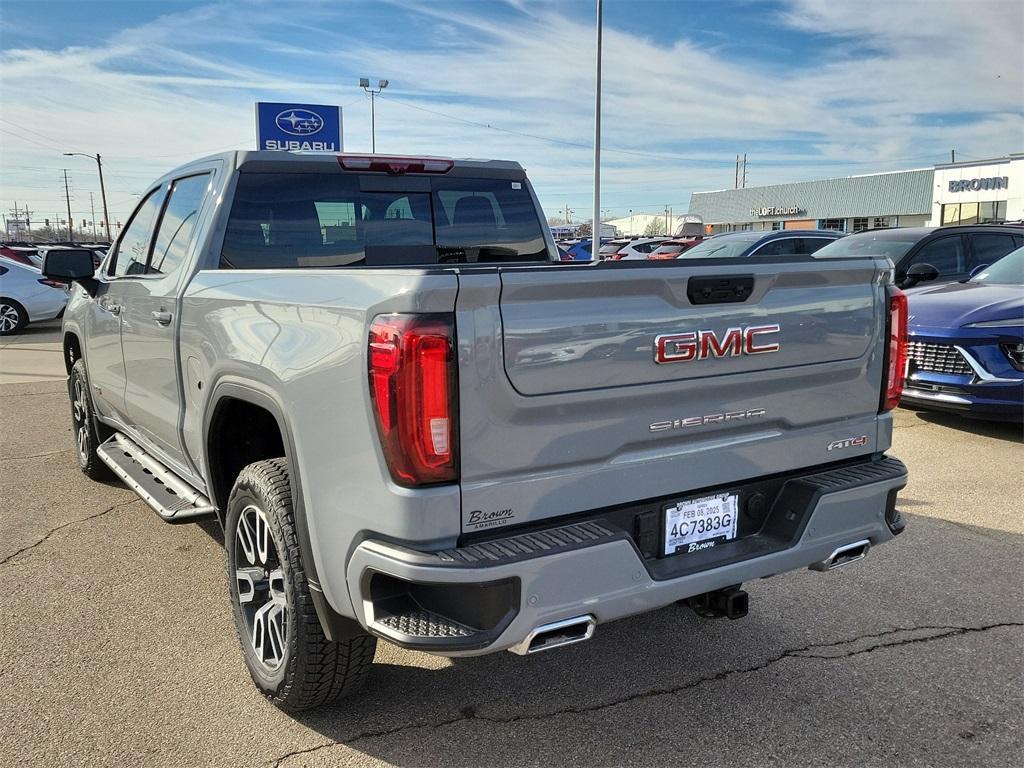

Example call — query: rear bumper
[343,456,908,656]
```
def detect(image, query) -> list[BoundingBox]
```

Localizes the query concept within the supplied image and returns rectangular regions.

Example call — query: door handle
[152,310,172,326]
[99,301,121,315]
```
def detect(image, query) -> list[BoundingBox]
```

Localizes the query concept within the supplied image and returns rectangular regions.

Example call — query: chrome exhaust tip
[509,615,596,655]
[809,539,871,571]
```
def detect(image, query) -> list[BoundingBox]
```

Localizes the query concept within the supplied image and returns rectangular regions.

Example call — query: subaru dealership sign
[255,102,343,151]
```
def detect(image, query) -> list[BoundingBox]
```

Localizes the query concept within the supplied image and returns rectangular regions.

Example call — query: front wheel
[0,298,28,335]
[69,359,112,480]
[225,458,376,712]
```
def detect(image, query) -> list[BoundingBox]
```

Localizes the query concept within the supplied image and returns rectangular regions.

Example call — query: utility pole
[96,154,111,241]
[742,153,748,188]
[951,149,956,164]
[63,152,112,241]
[664,205,670,235]
[629,209,634,236]
[89,192,97,239]
[735,155,740,189]
[63,170,74,241]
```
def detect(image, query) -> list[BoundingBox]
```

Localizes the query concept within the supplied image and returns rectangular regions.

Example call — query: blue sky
[1,0,1021,228]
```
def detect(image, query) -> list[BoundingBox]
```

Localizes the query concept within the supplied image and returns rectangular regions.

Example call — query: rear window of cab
[220,172,552,268]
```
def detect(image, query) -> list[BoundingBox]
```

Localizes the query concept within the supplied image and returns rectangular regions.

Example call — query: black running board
[96,433,216,523]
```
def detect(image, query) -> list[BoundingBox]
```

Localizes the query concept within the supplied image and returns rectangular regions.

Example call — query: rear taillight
[38,278,65,289]
[611,251,627,260]
[883,288,908,411]
[368,314,457,486]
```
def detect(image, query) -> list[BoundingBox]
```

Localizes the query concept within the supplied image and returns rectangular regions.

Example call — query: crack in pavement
[268,621,1023,767]
[1,448,75,461]
[0,388,65,397]
[0,498,141,565]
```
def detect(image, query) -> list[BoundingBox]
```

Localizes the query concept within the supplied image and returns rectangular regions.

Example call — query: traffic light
[45,218,50,227]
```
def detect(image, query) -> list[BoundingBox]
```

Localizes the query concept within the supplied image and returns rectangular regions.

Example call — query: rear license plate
[664,492,739,556]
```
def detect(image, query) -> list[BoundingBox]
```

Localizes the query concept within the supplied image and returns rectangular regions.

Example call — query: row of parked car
[0,243,108,335]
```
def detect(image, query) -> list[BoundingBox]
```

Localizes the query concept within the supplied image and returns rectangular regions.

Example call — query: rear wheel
[69,359,112,480]
[0,298,28,335]
[225,458,376,711]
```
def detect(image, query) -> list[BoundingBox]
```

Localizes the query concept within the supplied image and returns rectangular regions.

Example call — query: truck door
[121,172,213,470]
[86,187,166,424]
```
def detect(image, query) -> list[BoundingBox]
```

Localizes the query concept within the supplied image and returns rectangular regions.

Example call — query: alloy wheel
[0,303,18,333]
[234,504,288,671]
[71,378,89,463]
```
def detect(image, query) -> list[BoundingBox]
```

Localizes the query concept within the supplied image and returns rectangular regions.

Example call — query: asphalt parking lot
[2,323,1022,768]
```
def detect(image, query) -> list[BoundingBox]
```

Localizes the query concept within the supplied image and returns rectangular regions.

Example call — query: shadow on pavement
[901,407,1023,443]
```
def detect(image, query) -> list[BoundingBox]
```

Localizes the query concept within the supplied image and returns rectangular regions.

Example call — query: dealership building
[687,154,1022,233]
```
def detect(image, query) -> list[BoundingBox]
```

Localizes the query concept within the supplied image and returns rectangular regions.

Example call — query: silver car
[0,258,69,335]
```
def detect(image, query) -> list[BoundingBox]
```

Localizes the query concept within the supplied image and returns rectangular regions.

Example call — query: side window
[753,237,800,256]
[110,189,165,277]
[969,233,1016,269]
[802,237,833,255]
[148,174,211,276]
[909,236,966,277]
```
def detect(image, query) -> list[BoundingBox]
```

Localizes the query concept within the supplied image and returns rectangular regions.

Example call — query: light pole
[63,152,111,241]
[359,78,389,153]
[629,209,634,236]
[591,0,603,256]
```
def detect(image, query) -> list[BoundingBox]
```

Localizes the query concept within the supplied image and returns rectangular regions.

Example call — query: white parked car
[0,258,69,335]
[608,237,669,260]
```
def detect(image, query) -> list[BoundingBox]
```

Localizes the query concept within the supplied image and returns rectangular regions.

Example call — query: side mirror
[968,263,989,279]
[42,249,98,296]
[901,262,939,288]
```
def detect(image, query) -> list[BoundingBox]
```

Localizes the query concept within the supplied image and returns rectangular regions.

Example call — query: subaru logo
[275,108,324,136]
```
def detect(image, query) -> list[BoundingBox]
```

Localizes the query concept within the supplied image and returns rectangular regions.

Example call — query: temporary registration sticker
[663,492,739,556]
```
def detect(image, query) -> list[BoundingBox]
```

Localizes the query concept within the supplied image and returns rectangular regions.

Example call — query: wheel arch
[203,379,361,641]
[63,330,84,375]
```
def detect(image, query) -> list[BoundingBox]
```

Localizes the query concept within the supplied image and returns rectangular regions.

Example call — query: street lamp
[63,152,111,241]
[359,77,389,153]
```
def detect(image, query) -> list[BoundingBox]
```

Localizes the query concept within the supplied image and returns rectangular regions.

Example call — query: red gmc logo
[654,324,781,364]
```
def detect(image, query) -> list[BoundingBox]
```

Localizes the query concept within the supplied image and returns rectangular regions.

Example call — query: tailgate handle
[687,275,754,305]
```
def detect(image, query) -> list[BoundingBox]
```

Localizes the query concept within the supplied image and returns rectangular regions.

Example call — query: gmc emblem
[654,324,780,364]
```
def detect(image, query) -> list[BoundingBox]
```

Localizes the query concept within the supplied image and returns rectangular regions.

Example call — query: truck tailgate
[454,259,888,533]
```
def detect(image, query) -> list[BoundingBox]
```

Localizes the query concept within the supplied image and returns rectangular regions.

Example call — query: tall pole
[89,192,97,239]
[63,170,74,242]
[735,155,740,189]
[96,154,112,241]
[370,91,376,153]
[591,0,603,255]
[951,149,955,164]
[742,153,747,188]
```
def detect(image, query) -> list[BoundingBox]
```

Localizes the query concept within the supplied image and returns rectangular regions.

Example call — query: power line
[0,127,63,152]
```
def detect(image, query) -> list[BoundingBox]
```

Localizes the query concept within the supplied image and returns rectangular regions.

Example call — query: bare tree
[643,219,665,237]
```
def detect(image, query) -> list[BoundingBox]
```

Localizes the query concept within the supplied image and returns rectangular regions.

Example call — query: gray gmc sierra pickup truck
[43,151,909,711]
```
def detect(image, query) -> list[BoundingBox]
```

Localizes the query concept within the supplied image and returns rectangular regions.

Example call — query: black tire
[0,298,28,336]
[224,458,376,712]
[69,359,113,480]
